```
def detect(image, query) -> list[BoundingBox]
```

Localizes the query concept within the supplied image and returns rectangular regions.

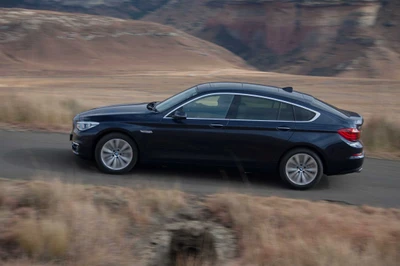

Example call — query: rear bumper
[325,153,364,176]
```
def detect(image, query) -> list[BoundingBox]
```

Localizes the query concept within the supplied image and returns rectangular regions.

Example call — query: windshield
[156,86,199,112]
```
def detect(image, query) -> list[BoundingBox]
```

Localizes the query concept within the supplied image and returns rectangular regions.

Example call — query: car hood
[78,103,150,118]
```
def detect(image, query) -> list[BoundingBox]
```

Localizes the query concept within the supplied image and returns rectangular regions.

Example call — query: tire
[94,133,139,174]
[279,148,323,190]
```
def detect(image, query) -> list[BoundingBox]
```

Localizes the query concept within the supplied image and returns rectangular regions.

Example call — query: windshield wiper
[146,101,158,112]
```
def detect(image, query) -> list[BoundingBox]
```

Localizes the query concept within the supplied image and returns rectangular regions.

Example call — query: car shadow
[2,147,331,191]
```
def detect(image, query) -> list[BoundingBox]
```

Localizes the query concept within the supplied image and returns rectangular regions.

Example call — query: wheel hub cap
[285,153,318,185]
[100,138,133,171]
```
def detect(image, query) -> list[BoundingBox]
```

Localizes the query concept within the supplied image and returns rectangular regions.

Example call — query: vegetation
[206,193,400,266]
[0,95,89,131]
[362,118,400,158]
[0,179,186,265]
[0,179,399,265]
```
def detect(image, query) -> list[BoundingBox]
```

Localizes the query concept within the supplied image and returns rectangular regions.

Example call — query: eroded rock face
[143,221,237,266]
[217,1,379,53]
[201,1,381,68]
[143,0,400,78]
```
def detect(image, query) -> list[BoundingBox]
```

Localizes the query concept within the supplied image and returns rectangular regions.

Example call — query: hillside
[1,1,400,79]
[144,0,400,79]
[0,8,249,75]
[0,0,169,19]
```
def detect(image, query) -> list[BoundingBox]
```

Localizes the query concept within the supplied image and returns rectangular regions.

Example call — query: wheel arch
[278,144,328,174]
[92,128,140,159]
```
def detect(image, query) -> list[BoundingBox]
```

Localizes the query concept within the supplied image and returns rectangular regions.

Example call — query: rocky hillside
[0,0,170,19]
[0,8,249,74]
[144,0,400,79]
[1,0,400,78]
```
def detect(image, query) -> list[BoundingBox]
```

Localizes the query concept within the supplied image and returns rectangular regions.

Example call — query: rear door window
[278,102,295,121]
[234,96,281,120]
[293,106,316,121]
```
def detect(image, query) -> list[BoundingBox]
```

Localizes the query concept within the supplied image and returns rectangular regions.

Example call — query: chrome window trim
[163,92,321,123]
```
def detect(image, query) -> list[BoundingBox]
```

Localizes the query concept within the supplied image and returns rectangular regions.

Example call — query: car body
[70,82,364,189]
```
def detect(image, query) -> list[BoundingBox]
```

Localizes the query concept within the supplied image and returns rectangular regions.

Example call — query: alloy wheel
[285,153,318,185]
[100,138,133,171]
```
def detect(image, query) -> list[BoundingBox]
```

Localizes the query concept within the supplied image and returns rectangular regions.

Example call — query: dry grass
[13,218,69,259]
[205,193,400,266]
[362,118,400,159]
[0,179,187,265]
[0,94,88,131]
[1,179,400,265]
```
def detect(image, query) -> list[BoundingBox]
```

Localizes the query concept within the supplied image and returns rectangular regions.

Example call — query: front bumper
[71,141,79,155]
[70,130,95,159]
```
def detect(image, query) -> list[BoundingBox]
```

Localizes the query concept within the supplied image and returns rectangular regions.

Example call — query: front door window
[176,94,234,119]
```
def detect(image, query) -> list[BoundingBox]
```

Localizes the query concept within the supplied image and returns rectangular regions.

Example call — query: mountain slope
[0,8,250,75]
[0,0,169,19]
[143,0,400,79]
[1,1,400,79]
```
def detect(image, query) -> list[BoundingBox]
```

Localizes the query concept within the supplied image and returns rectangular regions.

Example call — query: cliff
[144,0,400,79]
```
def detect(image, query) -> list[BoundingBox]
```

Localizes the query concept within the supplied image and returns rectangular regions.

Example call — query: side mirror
[172,110,187,120]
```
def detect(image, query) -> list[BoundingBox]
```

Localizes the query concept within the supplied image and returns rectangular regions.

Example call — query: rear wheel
[95,133,138,174]
[279,148,323,190]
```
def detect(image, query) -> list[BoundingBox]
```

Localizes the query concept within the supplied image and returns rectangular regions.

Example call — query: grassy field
[0,178,186,265]
[0,71,399,158]
[0,178,399,265]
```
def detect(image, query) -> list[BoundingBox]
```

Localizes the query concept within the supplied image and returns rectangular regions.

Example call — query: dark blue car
[70,82,364,189]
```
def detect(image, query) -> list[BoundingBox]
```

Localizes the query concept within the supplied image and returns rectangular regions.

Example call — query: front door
[143,94,235,165]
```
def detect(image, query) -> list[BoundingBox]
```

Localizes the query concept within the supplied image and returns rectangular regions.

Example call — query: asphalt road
[1,130,399,208]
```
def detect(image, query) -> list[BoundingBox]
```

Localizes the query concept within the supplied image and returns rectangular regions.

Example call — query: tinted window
[293,106,316,121]
[235,96,281,120]
[177,94,234,118]
[278,103,295,121]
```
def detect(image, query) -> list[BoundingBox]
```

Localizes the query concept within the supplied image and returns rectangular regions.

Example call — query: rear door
[224,95,296,169]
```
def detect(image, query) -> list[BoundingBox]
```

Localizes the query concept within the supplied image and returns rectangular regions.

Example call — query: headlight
[76,121,99,131]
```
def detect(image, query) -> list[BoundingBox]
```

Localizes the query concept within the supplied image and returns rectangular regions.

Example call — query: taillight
[338,128,361,142]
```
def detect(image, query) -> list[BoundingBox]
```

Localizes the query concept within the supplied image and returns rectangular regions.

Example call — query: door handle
[209,123,225,128]
[140,130,153,134]
[277,126,291,131]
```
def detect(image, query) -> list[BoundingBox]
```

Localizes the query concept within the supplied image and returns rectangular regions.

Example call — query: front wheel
[94,133,138,174]
[279,148,323,190]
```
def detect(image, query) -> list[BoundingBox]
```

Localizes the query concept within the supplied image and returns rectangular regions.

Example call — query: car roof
[196,82,315,105]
